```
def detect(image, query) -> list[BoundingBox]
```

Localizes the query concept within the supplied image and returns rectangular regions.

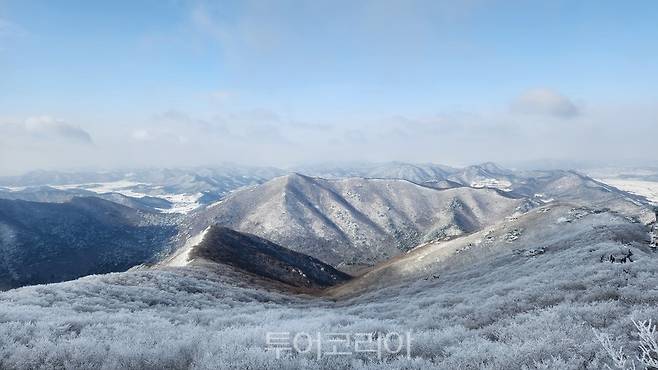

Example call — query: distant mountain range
[0,162,654,289]
[1,162,658,369]
[0,165,286,213]
[0,185,173,212]
[0,162,568,214]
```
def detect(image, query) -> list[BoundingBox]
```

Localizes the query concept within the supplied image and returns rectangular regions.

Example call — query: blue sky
[1,0,658,174]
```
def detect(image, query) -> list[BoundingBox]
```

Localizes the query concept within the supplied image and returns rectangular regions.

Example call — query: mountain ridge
[185,173,527,271]
[186,226,351,288]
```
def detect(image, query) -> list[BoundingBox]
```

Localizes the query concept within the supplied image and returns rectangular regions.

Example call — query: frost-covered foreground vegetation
[1,223,658,369]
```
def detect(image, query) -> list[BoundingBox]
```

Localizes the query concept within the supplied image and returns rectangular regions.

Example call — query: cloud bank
[24,116,93,143]
[511,88,581,119]
[1,116,92,143]
[2,93,657,175]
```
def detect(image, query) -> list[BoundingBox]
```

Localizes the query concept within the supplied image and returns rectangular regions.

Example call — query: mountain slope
[165,226,351,288]
[443,165,653,222]
[0,197,178,290]
[447,162,517,190]
[186,174,527,271]
[1,202,657,369]
[506,170,653,221]
[327,203,651,298]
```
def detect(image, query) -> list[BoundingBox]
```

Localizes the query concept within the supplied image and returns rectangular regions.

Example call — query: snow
[53,180,144,195]
[470,178,513,191]
[3,167,658,368]
[206,200,225,209]
[50,181,204,214]
[157,193,203,214]
[2,186,27,192]
[596,178,658,205]
[163,226,212,267]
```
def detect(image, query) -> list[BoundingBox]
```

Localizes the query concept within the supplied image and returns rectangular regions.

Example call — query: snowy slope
[327,203,650,298]
[161,226,212,267]
[186,173,527,270]
[596,178,658,205]
[1,202,657,369]
[1,165,657,368]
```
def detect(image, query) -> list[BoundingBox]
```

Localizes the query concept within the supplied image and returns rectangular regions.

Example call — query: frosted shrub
[634,320,658,368]
[3,236,658,369]
[595,319,658,370]
[594,329,635,369]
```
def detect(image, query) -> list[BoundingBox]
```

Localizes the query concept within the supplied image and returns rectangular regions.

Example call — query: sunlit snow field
[51,181,204,213]
[597,178,658,205]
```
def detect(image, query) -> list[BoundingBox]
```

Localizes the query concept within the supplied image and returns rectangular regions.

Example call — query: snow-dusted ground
[52,181,203,214]
[1,186,27,192]
[162,226,212,267]
[597,178,658,204]
[469,178,513,192]
[1,205,657,369]
[53,180,145,194]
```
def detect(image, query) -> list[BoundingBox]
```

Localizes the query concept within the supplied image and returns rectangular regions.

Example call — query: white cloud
[4,100,657,176]
[2,116,93,143]
[129,111,225,147]
[511,88,581,119]
[0,116,96,175]
[25,116,93,143]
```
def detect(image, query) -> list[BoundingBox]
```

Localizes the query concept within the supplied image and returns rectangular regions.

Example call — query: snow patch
[50,181,203,214]
[596,178,658,205]
[164,226,212,267]
[470,178,512,192]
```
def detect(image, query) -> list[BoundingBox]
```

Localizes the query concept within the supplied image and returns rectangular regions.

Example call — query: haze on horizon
[1,0,658,176]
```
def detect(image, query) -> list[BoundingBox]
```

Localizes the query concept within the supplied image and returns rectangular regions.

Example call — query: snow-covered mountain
[185,173,528,271]
[505,170,653,222]
[0,165,284,189]
[1,200,656,369]
[327,203,651,298]
[0,186,173,212]
[0,162,652,290]
[446,162,517,190]
[0,165,285,214]
[1,162,657,369]
[292,162,459,183]
[294,161,524,193]
[4,162,642,217]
